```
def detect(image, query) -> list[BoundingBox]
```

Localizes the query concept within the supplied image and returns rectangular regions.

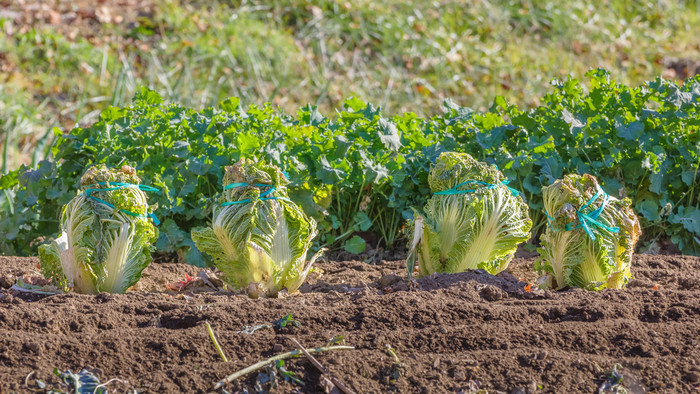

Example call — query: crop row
[1,69,698,263]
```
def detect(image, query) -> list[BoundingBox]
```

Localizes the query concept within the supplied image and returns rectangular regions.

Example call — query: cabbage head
[191,159,320,298]
[38,165,158,293]
[407,152,532,277]
[537,174,641,290]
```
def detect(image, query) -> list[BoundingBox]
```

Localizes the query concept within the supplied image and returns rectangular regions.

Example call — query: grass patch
[0,0,699,169]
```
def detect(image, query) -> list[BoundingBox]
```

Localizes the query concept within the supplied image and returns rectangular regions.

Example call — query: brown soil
[1,254,699,393]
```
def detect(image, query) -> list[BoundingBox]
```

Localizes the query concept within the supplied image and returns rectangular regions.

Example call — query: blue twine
[82,182,160,225]
[434,179,521,197]
[221,182,290,206]
[544,188,619,241]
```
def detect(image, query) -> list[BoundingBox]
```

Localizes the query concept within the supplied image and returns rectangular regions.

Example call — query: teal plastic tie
[221,182,290,206]
[82,182,160,225]
[434,179,521,197]
[544,188,619,241]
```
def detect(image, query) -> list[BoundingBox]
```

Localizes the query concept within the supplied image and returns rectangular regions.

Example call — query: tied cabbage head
[537,174,641,290]
[38,165,158,293]
[191,159,321,298]
[407,152,532,277]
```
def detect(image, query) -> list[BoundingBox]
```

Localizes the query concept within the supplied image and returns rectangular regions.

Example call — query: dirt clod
[23,342,40,354]
[480,284,508,301]
[378,273,402,288]
[0,274,15,288]
[686,372,700,384]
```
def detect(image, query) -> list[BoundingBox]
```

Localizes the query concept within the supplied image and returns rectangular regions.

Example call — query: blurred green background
[1,0,699,172]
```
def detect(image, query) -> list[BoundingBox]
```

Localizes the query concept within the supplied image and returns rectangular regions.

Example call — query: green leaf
[681,170,697,186]
[187,158,210,176]
[665,85,694,108]
[219,97,240,112]
[155,218,186,252]
[636,199,659,222]
[344,235,366,254]
[539,157,563,184]
[616,120,644,141]
[300,104,325,126]
[236,133,260,157]
[378,118,401,151]
[273,313,301,328]
[332,135,353,159]
[531,137,555,154]
[669,206,700,235]
[170,141,190,158]
[491,95,508,111]
[649,159,670,195]
[344,97,366,112]
[316,157,345,184]
[133,87,163,105]
[0,169,20,189]
[353,212,372,231]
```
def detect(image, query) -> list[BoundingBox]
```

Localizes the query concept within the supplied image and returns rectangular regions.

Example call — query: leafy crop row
[1,70,698,264]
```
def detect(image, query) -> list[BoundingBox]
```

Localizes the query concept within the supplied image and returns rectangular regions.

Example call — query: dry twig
[213,345,355,390]
[205,321,229,362]
[290,338,356,394]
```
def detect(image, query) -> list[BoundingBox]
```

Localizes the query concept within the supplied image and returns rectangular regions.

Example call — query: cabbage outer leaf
[39,194,98,293]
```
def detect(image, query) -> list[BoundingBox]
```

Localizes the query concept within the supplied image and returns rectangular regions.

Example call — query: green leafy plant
[385,344,405,384]
[38,165,158,294]
[273,313,301,329]
[597,363,627,394]
[1,72,699,260]
[440,70,700,255]
[191,160,322,297]
[536,174,641,290]
[407,152,532,276]
[0,90,436,263]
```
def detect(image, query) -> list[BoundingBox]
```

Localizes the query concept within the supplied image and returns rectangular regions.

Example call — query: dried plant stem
[213,345,355,390]
[290,338,356,394]
[205,321,229,363]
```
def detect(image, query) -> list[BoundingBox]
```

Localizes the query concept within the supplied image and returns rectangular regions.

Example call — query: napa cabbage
[38,165,159,293]
[537,174,641,290]
[407,152,532,277]
[191,159,321,298]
